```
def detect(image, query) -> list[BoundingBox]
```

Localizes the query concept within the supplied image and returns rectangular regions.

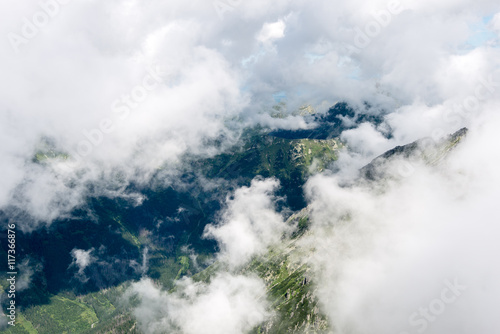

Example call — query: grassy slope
[4,296,97,334]
[1,284,141,334]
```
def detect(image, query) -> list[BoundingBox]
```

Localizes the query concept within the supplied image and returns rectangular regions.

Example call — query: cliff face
[360,127,468,181]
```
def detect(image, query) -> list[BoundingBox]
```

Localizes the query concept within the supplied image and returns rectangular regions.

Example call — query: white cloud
[0,1,250,227]
[127,178,284,332]
[300,106,500,333]
[16,258,37,292]
[257,20,286,44]
[491,12,500,33]
[70,248,96,282]
[127,274,269,334]
[341,122,393,156]
[204,178,290,268]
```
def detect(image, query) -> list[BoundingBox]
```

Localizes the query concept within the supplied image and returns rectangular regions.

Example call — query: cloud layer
[1,0,500,333]
[204,178,290,268]
[1,0,499,227]
[301,109,500,333]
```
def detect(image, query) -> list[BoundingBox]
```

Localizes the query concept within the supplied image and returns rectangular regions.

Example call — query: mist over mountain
[1,0,500,333]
